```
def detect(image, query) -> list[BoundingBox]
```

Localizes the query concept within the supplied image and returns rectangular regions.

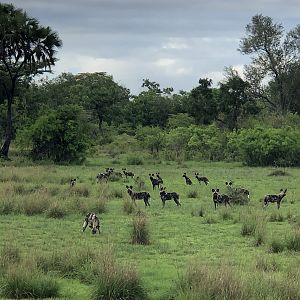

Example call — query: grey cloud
[5,0,300,94]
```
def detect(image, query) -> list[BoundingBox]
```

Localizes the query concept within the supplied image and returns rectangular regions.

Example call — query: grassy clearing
[0,156,299,299]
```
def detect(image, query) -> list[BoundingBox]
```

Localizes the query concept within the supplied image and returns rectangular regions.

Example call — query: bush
[16,105,91,163]
[232,126,300,166]
[90,250,147,300]
[123,200,135,215]
[286,229,300,251]
[46,202,67,219]
[1,267,60,299]
[187,190,198,198]
[255,256,279,272]
[126,154,144,165]
[269,238,285,253]
[191,206,205,217]
[175,263,247,300]
[269,212,285,222]
[131,211,150,245]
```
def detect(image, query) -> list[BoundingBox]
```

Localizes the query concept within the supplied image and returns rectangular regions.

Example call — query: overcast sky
[6,0,300,94]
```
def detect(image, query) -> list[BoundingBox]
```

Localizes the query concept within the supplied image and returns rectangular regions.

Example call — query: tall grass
[175,263,247,300]
[1,266,60,299]
[286,228,300,251]
[131,211,150,245]
[83,248,147,300]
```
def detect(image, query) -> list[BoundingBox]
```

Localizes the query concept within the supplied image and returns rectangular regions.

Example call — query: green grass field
[0,156,299,299]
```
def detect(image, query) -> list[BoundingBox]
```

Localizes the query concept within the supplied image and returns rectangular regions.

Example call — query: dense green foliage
[0,3,62,157]
[17,105,90,162]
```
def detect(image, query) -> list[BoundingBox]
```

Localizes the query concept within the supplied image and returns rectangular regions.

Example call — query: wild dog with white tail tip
[264,189,287,209]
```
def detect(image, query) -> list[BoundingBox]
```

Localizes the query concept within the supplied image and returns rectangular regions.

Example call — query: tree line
[0,3,300,163]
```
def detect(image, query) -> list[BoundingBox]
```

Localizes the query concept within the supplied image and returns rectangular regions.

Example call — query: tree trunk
[0,98,13,158]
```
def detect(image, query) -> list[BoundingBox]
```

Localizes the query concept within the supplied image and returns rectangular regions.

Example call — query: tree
[239,14,300,113]
[187,78,218,125]
[218,67,259,130]
[17,105,90,163]
[0,3,62,158]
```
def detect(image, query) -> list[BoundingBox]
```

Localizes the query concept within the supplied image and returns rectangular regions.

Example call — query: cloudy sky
[6,0,300,94]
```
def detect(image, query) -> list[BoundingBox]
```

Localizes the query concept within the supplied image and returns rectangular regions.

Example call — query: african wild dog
[183,173,192,185]
[70,178,77,187]
[212,189,232,210]
[122,168,135,179]
[160,187,181,208]
[149,174,160,190]
[195,173,209,185]
[126,185,151,207]
[96,167,114,183]
[82,212,100,234]
[264,189,287,209]
[225,181,250,199]
[156,172,163,186]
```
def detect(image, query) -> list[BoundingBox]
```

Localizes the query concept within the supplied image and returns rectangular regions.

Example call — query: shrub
[232,126,300,166]
[123,200,135,215]
[16,105,91,163]
[0,198,15,214]
[110,189,124,199]
[219,208,233,221]
[46,202,67,219]
[175,263,247,300]
[268,169,289,176]
[126,155,144,165]
[131,211,150,245]
[254,222,267,246]
[255,256,279,272]
[90,250,147,300]
[269,238,285,253]
[69,186,90,198]
[226,187,250,205]
[22,193,50,215]
[191,206,205,217]
[1,267,60,299]
[286,229,300,251]
[0,243,21,265]
[269,212,285,222]
[187,190,198,198]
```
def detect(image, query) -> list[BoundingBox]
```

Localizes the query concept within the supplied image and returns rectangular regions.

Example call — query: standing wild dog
[212,189,232,210]
[82,212,100,234]
[70,178,77,187]
[264,189,287,209]
[160,187,180,208]
[149,173,160,190]
[195,173,209,185]
[183,173,192,185]
[225,181,250,199]
[156,172,164,185]
[122,168,135,179]
[126,185,151,207]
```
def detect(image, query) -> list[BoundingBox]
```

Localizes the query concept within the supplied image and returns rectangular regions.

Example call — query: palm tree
[0,3,62,158]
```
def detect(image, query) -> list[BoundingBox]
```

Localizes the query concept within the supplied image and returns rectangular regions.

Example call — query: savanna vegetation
[0,3,300,300]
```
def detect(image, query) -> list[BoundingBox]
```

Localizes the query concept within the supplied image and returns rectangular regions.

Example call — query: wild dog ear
[164,187,166,190]
[216,189,220,192]
[149,174,151,176]
[152,174,154,176]
[130,185,133,189]
[126,185,129,188]
[225,182,228,185]
[229,182,232,186]
[212,189,215,192]
[284,189,287,193]
[280,189,283,191]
